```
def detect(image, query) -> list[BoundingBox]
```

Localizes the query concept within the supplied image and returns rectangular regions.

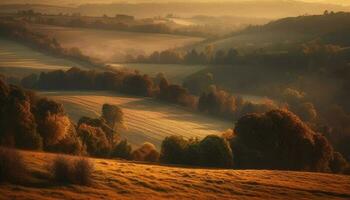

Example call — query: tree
[111,139,132,160]
[132,142,159,162]
[199,135,233,168]
[78,123,111,157]
[160,136,188,164]
[101,104,124,131]
[232,109,335,171]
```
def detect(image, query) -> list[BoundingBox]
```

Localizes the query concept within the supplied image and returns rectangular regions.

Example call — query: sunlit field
[33,24,204,62]
[0,38,83,77]
[110,63,207,83]
[1,150,349,200]
[42,91,231,148]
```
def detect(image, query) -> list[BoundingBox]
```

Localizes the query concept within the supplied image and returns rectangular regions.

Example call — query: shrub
[132,142,159,162]
[50,156,94,185]
[48,133,85,155]
[73,158,94,185]
[199,135,233,168]
[160,136,188,164]
[330,152,349,174]
[50,156,73,184]
[78,123,112,157]
[0,147,27,183]
[183,138,201,166]
[111,139,132,160]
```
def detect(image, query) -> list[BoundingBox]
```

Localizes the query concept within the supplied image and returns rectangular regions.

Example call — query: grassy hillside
[191,12,350,53]
[1,150,349,200]
[41,91,231,149]
[0,38,84,77]
[33,24,203,63]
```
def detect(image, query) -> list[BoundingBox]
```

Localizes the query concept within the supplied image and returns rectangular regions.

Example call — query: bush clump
[199,135,233,168]
[111,139,132,160]
[160,135,233,168]
[132,142,160,162]
[50,156,94,185]
[0,147,27,183]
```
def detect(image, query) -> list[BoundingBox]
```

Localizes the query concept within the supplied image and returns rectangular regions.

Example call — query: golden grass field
[1,150,349,200]
[0,38,84,77]
[33,24,203,62]
[41,91,232,149]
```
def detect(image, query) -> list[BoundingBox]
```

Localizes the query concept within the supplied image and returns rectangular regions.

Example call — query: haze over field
[33,25,203,62]
[1,0,350,199]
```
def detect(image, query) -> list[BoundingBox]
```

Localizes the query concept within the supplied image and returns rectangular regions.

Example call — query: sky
[0,0,349,6]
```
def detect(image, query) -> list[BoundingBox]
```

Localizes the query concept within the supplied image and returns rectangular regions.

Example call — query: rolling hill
[32,24,203,63]
[0,150,349,200]
[0,38,85,78]
[191,12,350,52]
[41,91,232,149]
[1,1,349,18]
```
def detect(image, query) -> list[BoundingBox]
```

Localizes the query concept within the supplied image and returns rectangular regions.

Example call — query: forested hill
[234,11,350,46]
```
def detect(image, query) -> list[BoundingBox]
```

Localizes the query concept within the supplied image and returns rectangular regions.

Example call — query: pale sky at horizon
[0,0,349,6]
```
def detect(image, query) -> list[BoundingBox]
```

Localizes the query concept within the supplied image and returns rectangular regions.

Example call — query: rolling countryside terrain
[33,24,203,62]
[42,91,232,148]
[1,150,349,200]
[0,38,84,77]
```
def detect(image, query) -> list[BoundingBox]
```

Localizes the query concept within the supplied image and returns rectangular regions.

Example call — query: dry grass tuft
[0,147,27,183]
[50,156,94,185]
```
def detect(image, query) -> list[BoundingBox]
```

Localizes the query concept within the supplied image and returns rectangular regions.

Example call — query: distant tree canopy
[127,48,240,65]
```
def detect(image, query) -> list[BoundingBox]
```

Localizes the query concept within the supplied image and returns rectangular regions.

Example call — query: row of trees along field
[14,65,350,164]
[13,10,210,37]
[0,79,349,173]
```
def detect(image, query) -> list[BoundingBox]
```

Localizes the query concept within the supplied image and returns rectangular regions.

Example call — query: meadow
[1,150,349,200]
[0,38,84,77]
[33,24,203,62]
[41,91,232,149]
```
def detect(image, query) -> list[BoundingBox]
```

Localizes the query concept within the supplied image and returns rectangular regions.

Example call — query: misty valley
[0,1,350,200]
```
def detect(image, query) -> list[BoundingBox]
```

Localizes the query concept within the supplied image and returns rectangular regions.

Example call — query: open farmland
[110,63,207,83]
[0,38,84,77]
[1,150,349,200]
[42,91,231,149]
[33,24,203,62]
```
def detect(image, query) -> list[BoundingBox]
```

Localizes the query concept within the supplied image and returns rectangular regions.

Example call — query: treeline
[20,67,280,121]
[160,110,349,173]
[127,41,349,68]
[0,19,106,69]
[0,78,160,162]
[126,48,239,65]
[2,79,350,173]
[13,10,209,37]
